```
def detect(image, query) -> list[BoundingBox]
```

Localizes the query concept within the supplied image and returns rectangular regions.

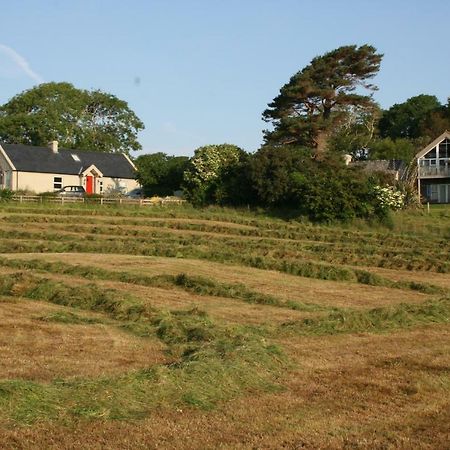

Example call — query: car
[56,186,86,197]
[125,188,144,199]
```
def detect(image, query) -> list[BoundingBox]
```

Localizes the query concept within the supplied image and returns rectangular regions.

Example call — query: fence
[10,195,186,207]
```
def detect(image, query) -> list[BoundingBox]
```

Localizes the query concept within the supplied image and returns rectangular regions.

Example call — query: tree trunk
[313,131,328,159]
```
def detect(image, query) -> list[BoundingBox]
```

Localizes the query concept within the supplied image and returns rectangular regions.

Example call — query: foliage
[0,188,14,202]
[367,137,418,163]
[135,153,189,196]
[262,45,382,155]
[251,145,384,222]
[0,82,144,154]
[418,98,450,139]
[328,105,381,158]
[250,145,310,205]
[379,94,442,139]
[183,144,247,206]
[373,185,406,211]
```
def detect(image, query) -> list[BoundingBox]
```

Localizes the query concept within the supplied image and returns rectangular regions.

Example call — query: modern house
[416,131,450,203]
[0,141,139,194]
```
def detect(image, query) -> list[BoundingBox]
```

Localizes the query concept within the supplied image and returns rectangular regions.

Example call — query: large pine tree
[262,45,383,156]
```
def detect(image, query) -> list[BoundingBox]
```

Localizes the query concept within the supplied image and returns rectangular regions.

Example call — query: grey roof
[0,143,136,179]
[352,159,406,172]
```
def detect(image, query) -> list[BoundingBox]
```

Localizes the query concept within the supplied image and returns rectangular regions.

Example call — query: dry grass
[0,204,449,449]
[365,265,450,290]
[9,252,433,309]
[1,325,448,449]
[0,299,167,382]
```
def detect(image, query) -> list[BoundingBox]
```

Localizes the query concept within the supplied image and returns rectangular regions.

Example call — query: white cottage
[0,141,139,194]
[416,131,450,203]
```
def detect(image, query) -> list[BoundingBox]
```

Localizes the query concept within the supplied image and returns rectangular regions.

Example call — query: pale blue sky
[1,0,449,156]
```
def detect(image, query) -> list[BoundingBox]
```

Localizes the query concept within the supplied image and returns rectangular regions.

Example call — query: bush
[251,146,385,222]
[0,188,14,202]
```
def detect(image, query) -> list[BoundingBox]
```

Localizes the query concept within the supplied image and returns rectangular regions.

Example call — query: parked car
[125,188,144,199]
[56,186,86,197]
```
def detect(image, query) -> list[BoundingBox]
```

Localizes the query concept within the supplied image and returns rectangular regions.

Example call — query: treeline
[135,143,402,223]
[135,45,448,221]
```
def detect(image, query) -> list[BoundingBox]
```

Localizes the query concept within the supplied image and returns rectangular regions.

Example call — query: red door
[86,176,94,194]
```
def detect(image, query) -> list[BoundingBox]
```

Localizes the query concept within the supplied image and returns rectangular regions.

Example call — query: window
[439,139,450,159]
[71,154,81,162]
[99,181,103,193]
[54,176,63,190]
[424,147,437,159]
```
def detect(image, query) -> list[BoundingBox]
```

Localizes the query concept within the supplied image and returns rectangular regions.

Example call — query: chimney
[343,154,352,166]
[48,140,59,154]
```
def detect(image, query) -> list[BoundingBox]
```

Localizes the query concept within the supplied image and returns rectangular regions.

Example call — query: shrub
[0,188,14,202]
[373,185,406,211]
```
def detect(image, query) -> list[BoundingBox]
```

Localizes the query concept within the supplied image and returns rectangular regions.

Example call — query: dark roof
[0,143,136,179]
[352,159,406,172]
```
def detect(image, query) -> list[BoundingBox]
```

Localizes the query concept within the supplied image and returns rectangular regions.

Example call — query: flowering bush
[183,144,244,205]
[373,185,405,211]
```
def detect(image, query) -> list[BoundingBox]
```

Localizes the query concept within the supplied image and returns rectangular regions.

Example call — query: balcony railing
[418,166,450,178]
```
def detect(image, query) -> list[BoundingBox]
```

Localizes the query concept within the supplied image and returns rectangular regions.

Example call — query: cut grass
[0,203,449,447]
[0,257,333,312]
[0,300,167,382]
[281,296,450,336]
[0,271,286,422]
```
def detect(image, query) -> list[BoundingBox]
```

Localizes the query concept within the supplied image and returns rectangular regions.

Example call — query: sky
[1,0,449,156]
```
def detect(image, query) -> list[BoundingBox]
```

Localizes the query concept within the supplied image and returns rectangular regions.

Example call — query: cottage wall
[15,172,80,192]
[14,171,139,194]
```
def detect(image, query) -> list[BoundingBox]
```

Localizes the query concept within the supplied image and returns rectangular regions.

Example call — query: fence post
[19,195,23,204]
[61,197,64,205]
[100,198,104,206]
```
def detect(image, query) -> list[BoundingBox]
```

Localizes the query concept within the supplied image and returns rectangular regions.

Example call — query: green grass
[281,297,450,336]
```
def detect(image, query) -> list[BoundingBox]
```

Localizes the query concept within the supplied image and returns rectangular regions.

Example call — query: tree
[418,98,450,139]
[250,145,310,206]
[135,153,189,196]
[367,137,417,163]
[262,45,382,155]
[328,104,381,159]
[182,144,246,206]
[251,145,384,222]
[0,82,144,153]
[378,94,441,139]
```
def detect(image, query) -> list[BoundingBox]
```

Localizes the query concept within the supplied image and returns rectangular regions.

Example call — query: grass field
[0,203,449,449]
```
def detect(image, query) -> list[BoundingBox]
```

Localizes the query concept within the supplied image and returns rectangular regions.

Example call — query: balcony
[418,166,450,178]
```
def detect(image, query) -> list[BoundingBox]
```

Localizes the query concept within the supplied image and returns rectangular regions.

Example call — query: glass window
[54,177,63,189]
[439,139,450,159]
[424,147,437,159]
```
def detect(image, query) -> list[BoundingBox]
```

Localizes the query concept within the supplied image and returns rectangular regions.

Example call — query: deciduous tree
[182,144,245,205]
[379,94,441,139]
[0,82,144,154]
[135,153,189,196]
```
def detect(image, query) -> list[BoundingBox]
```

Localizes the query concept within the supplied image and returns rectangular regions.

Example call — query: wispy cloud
[0,44,44,84]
